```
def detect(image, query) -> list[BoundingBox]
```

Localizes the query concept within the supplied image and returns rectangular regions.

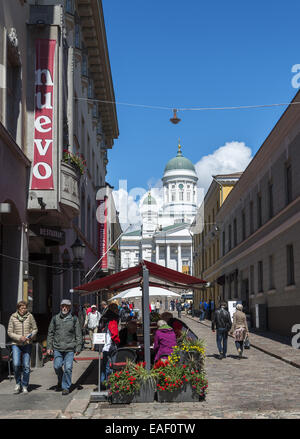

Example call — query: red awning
[74,260,206,296]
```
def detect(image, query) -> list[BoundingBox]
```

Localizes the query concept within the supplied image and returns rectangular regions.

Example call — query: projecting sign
[31,39,56,190]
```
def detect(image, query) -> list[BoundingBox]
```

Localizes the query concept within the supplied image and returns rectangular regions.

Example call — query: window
[179,191,183,201]
[268,181,274,219]
[6,50,21,141]
[269,255,274,290]
[75,22,81,49]
[228,224,232,251]
[171,192,176,202]
[285,164,292,205]
[257,193,262,228]
[249,201,254,234]
[233,218,237,247]
[258,260,263,292]
[187,192,191,201]
[287,244,295,286]
[66,0,74,14]
[242,209,246,240]
[250,265,254,294]
[222,231,225,256]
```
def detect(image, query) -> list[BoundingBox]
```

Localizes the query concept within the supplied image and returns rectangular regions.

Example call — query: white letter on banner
[35,69,54,86]
[36,92,53,110]
[34,115,52,133]
[34,139,53,156]
[32,162,52,180]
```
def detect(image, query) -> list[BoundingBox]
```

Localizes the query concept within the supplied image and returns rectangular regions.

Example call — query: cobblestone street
[1,315,300,420]
[85,316,300,420]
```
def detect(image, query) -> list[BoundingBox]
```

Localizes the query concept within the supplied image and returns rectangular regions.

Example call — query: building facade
[0,0,120,335]
[192,174,241,309]
[214,92,300,336]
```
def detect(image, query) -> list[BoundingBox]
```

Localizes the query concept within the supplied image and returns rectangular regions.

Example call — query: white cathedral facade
[120,143,198,275]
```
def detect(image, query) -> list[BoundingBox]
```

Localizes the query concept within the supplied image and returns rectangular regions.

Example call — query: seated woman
[153,320,177,362]
[160,312,184,339]
[119,320,138,347]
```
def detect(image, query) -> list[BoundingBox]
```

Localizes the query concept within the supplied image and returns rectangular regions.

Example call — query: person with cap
[46,299,83,395]
[84,305,101,350]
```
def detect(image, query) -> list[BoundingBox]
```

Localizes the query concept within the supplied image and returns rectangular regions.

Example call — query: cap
[61,299,71,306]
[91,305,97,308]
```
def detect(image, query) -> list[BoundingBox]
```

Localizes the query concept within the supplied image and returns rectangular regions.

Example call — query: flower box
[180,383,205,402]
[109,392,134,404]
[157,389,182,403]
[133,380,155,403]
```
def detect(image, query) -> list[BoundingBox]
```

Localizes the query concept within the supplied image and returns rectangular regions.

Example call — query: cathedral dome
[163,143,196,174]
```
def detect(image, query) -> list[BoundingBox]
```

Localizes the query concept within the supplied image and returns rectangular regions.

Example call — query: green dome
[143,193,156,205]
[164,148,195,173]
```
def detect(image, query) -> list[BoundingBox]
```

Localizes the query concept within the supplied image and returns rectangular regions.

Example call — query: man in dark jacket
[47,299,83,395]
[211,302,232,359]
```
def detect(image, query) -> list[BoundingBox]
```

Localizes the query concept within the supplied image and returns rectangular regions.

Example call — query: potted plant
[63,149,87,175]
[152,359,184,402]
[107,361,156,404]
[107,363,140,404]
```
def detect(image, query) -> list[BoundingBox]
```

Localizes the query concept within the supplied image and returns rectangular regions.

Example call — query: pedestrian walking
[199,301,205,321]
[84,305,100,350]
[211,302,232,359]
[230,303,249,359]
[46,299,83,395]
[176,301,182,318]
[155,299,161,313]
[98,303,120,386]
[7,301,38,394]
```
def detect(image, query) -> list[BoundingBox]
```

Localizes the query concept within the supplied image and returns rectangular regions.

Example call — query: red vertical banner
[98,197,108,270]
[31,39,56,190]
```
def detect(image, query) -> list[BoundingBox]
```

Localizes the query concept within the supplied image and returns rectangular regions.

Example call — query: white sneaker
[14,384,21,393]
[22,386,28,393]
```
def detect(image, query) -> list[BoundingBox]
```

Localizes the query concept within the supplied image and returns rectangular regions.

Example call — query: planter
[180,383,205,402]
[133,380,156,403]
[109,392,134,404]
[157,389,182,403]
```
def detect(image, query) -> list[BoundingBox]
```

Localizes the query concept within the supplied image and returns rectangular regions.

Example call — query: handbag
[244,336,250,349]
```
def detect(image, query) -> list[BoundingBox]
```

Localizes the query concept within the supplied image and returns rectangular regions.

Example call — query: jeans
[216,328,228,355]
[12,344,32,388]
[53,350,74,390]
[100,351,112,384]
[235,340,244,353]
[199,310,205,321]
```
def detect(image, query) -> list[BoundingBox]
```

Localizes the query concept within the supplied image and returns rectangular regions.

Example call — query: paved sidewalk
[185,314,300,368]
[0,347,99,419]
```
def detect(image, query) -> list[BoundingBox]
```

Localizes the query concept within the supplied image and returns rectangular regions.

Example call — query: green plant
[107,362,140,396]
[63,149,87,175]
[107,361,155,396]
[150,312,160,323]
[152,359,184,392]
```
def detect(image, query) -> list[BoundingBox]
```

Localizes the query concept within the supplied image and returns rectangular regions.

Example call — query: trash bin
[31,342,44,368]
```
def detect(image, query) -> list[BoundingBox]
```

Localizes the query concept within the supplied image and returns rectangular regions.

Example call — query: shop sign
[98,197,108,270]
[31,39,56,190]
[30,225,65,245]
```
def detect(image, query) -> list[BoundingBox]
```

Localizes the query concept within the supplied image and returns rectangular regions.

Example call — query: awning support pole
[142,266,151,370]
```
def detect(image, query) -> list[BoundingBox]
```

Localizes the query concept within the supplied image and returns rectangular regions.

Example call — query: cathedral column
[156,244,159,263]
[166,244,170,268]
[178,244,182,273]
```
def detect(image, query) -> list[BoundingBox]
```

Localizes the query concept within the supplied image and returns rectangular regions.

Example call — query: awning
[74,260,206,296]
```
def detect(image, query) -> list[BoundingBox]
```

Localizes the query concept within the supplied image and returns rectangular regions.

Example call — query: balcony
[60,161,80,222]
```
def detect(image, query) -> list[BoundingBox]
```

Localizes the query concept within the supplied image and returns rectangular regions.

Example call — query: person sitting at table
[160,312,184,339]
[119,320,138,347]
[153,320,177,362]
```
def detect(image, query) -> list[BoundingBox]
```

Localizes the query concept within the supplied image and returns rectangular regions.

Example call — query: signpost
[90,333,107,402]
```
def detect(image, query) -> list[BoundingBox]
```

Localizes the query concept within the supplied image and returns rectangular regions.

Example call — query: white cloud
[194,141,253,193]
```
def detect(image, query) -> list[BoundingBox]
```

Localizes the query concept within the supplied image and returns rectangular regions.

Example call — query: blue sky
[102,0,300,195]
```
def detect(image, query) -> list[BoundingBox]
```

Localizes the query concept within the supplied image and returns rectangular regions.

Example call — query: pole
[142,266,151,370]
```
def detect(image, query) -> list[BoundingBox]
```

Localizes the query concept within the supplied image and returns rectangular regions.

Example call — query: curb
[184,315,300,370]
